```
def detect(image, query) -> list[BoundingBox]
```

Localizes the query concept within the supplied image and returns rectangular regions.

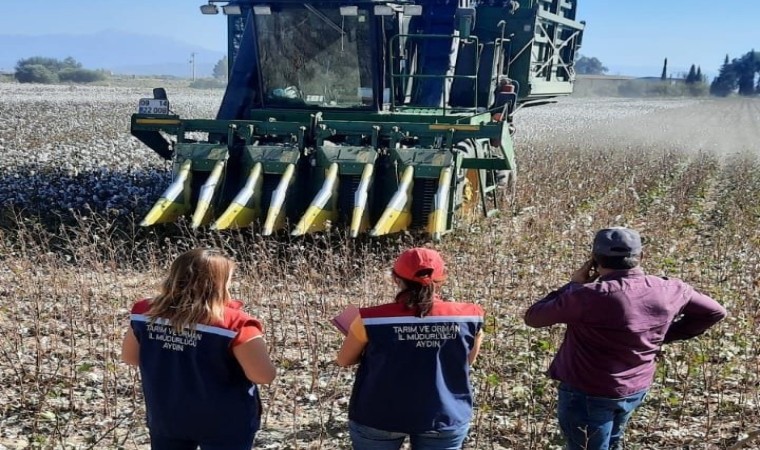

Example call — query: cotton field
[0,82,759,449]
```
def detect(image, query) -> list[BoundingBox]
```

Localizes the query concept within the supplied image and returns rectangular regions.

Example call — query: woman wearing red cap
[337,248,485,450]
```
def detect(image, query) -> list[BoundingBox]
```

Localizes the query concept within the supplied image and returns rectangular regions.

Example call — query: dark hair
[594,254,640,270]
[394,270,436,318]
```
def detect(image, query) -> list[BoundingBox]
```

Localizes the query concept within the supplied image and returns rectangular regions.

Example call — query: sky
[0,0,757,78]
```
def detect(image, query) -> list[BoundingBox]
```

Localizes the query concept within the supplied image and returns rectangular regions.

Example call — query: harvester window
[255,5,374,109]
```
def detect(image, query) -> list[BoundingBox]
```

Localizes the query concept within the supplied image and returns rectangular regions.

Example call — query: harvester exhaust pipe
[262,164,295,236]
[370,166,414,237]
[349,163,375,238]
[191,160,226,228]
[141,159,193,226]
[292,163,339,236]
[211,163,263,230]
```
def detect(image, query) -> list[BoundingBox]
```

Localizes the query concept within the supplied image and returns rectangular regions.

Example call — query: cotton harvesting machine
[130,0,584,240]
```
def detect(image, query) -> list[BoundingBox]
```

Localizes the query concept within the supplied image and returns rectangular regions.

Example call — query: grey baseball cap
[592,227,642,257]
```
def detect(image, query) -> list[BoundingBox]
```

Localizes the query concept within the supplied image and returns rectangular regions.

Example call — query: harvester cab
[130,0,584,240]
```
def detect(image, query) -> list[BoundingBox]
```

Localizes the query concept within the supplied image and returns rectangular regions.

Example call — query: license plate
[138,98,170,115]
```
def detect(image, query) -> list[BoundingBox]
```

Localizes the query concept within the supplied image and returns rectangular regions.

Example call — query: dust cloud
[513,97,760,157]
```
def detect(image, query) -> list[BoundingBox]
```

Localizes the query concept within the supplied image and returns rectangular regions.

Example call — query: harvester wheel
[499,169,517,200]
[501,169,517,211]
[459,169,482,219]
[453,140,483,224]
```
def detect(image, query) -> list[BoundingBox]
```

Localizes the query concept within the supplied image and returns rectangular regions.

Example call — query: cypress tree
[696,66,703,83]
[686,64,697,84]
[661,58,668,80]
[710,54,737,97]
[756,51,760,94]
[737,51,756,96]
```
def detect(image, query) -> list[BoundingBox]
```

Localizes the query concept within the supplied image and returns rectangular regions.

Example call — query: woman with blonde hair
[337,247,485,450]
[121,248,276,450]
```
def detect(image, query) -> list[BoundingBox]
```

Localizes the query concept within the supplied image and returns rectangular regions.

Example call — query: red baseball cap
[393,248,447,286]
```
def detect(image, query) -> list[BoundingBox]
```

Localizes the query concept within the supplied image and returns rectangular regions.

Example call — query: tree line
[14,57,108,84]
[710,50,760,97]
[577,51,760,98]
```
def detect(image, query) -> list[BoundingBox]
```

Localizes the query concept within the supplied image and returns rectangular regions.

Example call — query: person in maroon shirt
[524,227,726,450]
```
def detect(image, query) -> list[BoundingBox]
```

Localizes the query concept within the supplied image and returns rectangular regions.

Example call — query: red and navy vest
[349,298,484,433]
[130,299,263,441]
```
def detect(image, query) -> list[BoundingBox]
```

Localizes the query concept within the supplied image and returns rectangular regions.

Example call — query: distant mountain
[0,30,225,77]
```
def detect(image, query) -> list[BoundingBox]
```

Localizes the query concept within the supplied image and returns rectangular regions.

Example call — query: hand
[571,259,599,284]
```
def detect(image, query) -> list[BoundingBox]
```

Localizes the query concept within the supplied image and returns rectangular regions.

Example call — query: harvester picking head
[130,0,584,240]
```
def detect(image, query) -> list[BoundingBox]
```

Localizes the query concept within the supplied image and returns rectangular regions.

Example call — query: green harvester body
[131,0,584,239]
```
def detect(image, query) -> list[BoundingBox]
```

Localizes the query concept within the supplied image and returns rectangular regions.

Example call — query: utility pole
[189,52,196,81]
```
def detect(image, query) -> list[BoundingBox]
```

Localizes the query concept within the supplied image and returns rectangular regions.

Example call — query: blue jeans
[557,383,648,450]
[149,432,256,450]
[348,420,470,450]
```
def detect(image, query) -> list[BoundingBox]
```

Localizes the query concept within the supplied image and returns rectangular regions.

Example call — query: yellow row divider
[140,159,192,226]
[262,164,295,236]
[349,163,375,238]
[292,163,339,236]
[427,167,452,242]
[212,163,263,230]
[191,160,226,228]
[370,165,414,237]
